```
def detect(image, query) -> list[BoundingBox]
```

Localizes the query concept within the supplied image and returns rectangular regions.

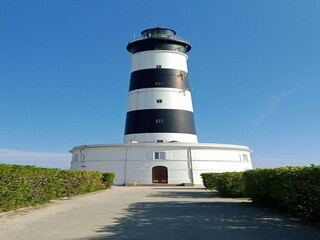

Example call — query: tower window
[155,82,163,86]
[243,154,248,162]
[156,65,162,68]
[156,119,163,124]
[156,99,162,103]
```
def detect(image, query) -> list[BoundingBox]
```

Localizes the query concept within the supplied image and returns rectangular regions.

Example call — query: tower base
[70,142,253,185]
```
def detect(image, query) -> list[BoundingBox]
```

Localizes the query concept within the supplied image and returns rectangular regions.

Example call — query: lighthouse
[70,27,253,185]
[124,27,197,144]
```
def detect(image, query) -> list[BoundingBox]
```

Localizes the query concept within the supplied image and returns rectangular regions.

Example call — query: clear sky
[1,0,319,169]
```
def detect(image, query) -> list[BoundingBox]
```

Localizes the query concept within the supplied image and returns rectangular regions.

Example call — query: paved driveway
[0,186,319,240]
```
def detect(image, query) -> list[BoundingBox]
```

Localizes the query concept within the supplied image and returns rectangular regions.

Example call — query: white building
[70,27,253,185]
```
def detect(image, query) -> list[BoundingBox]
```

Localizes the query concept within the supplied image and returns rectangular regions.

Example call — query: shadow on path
[147,188,220,199]
[75,189,320,240]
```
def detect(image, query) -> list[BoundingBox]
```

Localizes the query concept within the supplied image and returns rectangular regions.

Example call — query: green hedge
[201,165,320,219]
[201,172,246,198]
[102,172,115,188]
[0,164,115,212]
[243,165,320,219]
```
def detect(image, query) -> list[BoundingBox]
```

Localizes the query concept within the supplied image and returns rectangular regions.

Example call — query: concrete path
[0,187,319,240]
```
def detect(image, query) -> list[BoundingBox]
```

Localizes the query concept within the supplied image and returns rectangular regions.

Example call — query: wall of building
[70,144,253,185]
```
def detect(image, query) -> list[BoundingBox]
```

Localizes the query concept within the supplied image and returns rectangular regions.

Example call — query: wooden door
[152,166,168,183]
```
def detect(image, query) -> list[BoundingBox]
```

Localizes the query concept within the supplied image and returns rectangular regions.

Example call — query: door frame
[152,166,168,183]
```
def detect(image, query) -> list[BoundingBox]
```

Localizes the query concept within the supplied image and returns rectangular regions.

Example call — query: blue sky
[0,0,319,169]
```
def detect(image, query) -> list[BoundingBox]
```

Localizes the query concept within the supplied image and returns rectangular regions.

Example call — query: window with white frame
[243,154,248,162]
[154,152,166,160]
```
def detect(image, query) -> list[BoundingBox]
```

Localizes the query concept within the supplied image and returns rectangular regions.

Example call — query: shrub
[102,172,115,188]
[242,168,275,204]
[242,165,320,219]
[0,164,115,212]
[202,165,320,219]
[201,172,246,198]
[201,173,219,190]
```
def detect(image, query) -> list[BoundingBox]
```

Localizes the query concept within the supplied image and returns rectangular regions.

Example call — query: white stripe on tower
[131,51,188,72]
[124,27,198,143]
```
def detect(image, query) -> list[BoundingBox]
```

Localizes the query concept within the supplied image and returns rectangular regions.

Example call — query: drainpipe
[188,147,194,184]
[76,145,87,168]
[79,145,86,161]
[123,146,128,185]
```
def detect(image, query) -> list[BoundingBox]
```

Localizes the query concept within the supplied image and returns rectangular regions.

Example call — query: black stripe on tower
[127,39,191,54]
[125,109,196,135]
[129,69,189,91]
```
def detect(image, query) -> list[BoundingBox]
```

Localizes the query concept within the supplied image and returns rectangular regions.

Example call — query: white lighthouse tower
[124,27,197,144]
[70,27,253,185]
